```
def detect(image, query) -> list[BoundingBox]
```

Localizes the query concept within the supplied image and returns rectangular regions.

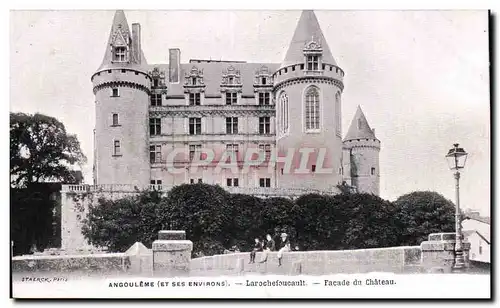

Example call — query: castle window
[228,77,234,84]
[150,180,162,185]
[189,144,202,161]
[306,55,319,70]
[335,92,341,136]
[226,144,239,154]
[113,140,121,156]
[113,46,127,62]
[259,144,271,160]
[259,117,271,134]
[111,88,119,97]
[261,77,266,85]
[305,86,320,131]
[153,79,159,88]
[227,178,239,187]
[322,64,326,70]
[191,77,197,85]
[226,92,237,105]
[189,93,201,106]
[112,113,119,126]
[259,178,271,188]
[279,92,289,134]
[121,69,126,73]
[226,117,238,135]
[189,118,202,135]
[292,66,296,71]
[300,64,304,70]
[149,118,161,136]
[258,92,270,105]
[371,167,376,175]
[151,93,162,106]
[150,145,162,163]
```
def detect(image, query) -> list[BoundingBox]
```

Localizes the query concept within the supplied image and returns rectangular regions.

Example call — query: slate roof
[344,106,378,141]
[281,10,337,67]
[148,62,280,97]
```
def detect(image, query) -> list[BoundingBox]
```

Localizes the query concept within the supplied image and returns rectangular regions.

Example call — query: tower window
[259,178,271,188]
[226,92,237,105]
[113,46,127,62]
[111,88,119,97]
[305,86,320,131]
[113,140,121,156]
[279,92,289,134]
[151,93,162,106]
[189,93,201,106]
[150,145,162,163]
[112,113,119,126]
[149,118,161,136]
[258,92,270,105]
[259,117,271,134]
[306,55,319,70]
[371,167,376,175]
[189,117,202,135]
[335,92,341,136]
[226,117,238,135]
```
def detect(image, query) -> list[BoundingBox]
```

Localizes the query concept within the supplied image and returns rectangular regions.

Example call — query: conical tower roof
[96,10,148,72]
[344,106,378,141]
[282,10,337,67]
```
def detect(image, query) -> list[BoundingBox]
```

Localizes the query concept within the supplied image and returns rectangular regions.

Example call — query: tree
[10,112,86,187]
[81,190,166,252]
[343,193,400,249]
[165,184,233,256]
[393,191,456,246]
[229,193,265,251]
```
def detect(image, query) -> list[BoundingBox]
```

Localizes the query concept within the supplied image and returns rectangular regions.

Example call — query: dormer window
[261,77,267,85]
[191,77,197,86]
[228,77,234,84]
[306,55,319,71]
[114,46,127,62]
[153,78,159,88]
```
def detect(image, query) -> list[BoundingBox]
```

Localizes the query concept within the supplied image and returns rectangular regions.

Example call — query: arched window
[305,87,320,131]
[335,92,341,136]
[279,92,289,135]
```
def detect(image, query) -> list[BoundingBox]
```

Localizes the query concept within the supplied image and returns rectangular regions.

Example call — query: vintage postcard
[9,9,491,299]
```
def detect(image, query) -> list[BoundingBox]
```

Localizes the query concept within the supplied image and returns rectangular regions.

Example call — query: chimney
[169,48,181,83]
[132,23,141,64]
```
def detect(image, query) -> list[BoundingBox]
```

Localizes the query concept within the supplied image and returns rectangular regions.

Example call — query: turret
[342,106,381,195]
[274,10,345,191]
[91,10,151,186]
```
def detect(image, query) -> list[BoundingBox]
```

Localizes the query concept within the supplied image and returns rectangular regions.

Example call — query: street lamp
[445,143,468,272]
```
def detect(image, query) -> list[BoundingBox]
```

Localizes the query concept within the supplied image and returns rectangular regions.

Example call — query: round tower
[342,106,381,195]
[91,11,151,187]
[274,11,345,191]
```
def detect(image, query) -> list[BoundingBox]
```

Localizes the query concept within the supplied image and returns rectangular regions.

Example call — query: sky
[9,10,490,215]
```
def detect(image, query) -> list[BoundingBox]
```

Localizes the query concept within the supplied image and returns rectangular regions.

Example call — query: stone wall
[11,253,129,275]
[190,246,422,276]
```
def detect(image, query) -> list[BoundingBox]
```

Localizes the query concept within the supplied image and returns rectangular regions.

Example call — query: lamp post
[445,143,468,272]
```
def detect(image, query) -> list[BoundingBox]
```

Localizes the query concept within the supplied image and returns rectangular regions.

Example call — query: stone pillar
[420,236,471,273]
[152,230,193,276]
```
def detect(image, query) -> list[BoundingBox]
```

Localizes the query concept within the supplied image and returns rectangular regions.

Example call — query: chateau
[91,10,381,196]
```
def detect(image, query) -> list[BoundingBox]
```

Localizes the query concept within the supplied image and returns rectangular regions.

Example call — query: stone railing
[61,184,339,198]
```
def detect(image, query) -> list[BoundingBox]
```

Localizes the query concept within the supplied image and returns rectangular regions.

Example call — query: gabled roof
[97,10,148,72]
[282,10,337,67]
[344,106,378,141]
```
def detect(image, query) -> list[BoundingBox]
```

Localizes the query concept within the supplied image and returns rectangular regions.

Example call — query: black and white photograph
[9,5,491,299]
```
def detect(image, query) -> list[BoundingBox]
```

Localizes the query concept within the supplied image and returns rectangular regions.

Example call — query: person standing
[277,232,290,267]
[249,238,262,264]
[259,234,275,263]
